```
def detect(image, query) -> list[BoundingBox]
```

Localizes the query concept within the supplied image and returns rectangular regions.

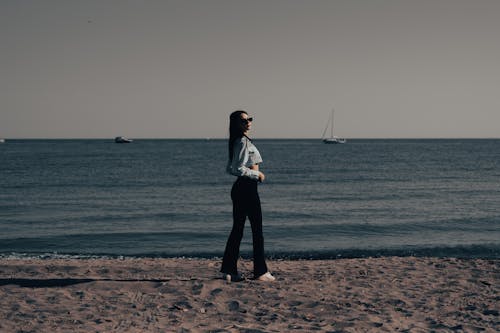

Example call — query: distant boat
[0,139,5,143]
[321,108,346,144]
[115,136,133,143]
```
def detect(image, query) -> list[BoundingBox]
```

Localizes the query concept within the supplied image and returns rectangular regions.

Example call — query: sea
[1,139,499,259]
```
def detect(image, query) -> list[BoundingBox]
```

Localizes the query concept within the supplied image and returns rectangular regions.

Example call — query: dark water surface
[1,139,499,258]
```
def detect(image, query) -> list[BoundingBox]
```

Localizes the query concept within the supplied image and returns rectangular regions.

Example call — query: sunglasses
[241,117,253,124]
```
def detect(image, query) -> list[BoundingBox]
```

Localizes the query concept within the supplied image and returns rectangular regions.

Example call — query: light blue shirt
[226,136,263,180]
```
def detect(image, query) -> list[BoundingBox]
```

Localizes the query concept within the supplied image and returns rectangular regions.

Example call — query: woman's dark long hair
[228,110,248,161]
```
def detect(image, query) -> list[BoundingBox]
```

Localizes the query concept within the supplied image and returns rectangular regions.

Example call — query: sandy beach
[0,257,498,332]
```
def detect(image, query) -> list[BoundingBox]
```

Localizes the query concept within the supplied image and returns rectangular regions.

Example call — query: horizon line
[1,137,499,140]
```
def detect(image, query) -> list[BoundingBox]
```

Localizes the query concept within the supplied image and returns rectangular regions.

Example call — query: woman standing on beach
[221,110,275,282]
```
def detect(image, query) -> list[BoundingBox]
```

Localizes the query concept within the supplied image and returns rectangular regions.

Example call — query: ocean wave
[1,244,499,260]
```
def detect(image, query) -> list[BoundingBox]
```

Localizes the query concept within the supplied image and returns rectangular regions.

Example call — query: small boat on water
[323,136,346,144]
[0,139,5,143]
[115,136,133,143]
[321,108,346,144]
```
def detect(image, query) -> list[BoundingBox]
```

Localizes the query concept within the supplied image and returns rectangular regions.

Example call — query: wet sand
[0,257,498,332]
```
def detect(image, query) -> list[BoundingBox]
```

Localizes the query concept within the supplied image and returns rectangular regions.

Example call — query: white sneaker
[257,272,276,281]
[223,273,244,282]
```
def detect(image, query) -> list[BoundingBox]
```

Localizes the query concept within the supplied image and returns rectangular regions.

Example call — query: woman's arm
[227,138,261,180]
[250,164,265,182]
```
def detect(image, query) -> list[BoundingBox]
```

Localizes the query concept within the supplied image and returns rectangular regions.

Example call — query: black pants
[221,177,268,277]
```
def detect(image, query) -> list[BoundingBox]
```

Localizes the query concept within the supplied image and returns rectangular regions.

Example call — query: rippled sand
[0,257,498,332]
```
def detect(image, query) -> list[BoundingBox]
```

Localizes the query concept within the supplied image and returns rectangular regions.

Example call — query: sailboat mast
[321,111,330,139]
[331,108,334,138]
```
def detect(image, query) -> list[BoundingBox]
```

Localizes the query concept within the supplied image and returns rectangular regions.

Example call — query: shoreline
[1,257,498,332]
[2,242,499,261]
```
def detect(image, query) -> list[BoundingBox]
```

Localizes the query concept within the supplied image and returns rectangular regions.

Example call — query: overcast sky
[2,0,499,139]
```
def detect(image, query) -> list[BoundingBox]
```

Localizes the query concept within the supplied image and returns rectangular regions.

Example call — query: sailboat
[322,108,346,144]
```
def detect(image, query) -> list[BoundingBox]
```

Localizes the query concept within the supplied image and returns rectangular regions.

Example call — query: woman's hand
[250,164,264,182]
[258,171,266,183]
